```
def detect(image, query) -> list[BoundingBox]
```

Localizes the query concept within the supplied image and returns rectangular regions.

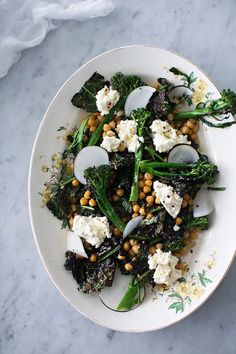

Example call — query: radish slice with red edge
[123,216,144,239]
[74,146,109,184]
[124,86,156,117]
[168,144,199,164]
[99,269,146,312]
[193,189,214,217]
[67,231,88,258]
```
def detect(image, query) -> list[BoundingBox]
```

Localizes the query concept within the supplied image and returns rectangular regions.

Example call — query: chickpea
[152,191,156,198]
[125,263,133,271]
[175,217,183,225]
[129,249,135,258]
[139,207,146,216]
[113,195,119,202]
[71,204,77,212]
[90,254,97,263]
[186,120,195,129]
[116,188,124,197]
[89,199,97,207]
[146,212,153,219]
[138,180,145,188]
[102,132,107,138]
[72,178,79,187]
[192,124,199,133]
[114,228,121,236]
[182,200,188,208]
[80,197,88,206]
[123,241,130,251]
[145,179,152,187]
[84,190,91,199]
[155,197,161,204]
[97,114,103,122]
[188,198,193,207]
[117,254,125,260]
[167,113,174,121]
[183,193,190,200]
[144,172,153,180]
[181,126,190,135]
[118,143,126,152]
[189,230,197,240]
[132,212,139,218]
[132,245,140,255]
[89,126,97,133]
[155,243,163,249]
[105,130,114,137]
[103,124,110,132]
[133,204,140,213]
[143,186,151,194]
[138,173,144,180]
[130,239,138,247]
[69,216,74,227]
[109,120,116,129]
[149,246,156,255]
[146,195,154,205]
[139,191,146,200]
[87,117,95,127]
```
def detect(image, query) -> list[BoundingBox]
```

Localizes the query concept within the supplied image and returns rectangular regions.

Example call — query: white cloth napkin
[0,0,115,78]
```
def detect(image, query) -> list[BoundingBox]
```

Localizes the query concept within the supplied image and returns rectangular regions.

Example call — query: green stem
[98,245,120,262]
[129,146,142,202]
[145,146,165,162]
[87,98,126,146]
[96,198,125,232]
[68,113,92,152]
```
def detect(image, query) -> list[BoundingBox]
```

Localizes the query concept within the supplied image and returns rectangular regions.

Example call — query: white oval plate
[28,45,236,332]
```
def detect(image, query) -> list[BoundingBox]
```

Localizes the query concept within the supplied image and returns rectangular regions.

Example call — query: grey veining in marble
[1,0,236,353]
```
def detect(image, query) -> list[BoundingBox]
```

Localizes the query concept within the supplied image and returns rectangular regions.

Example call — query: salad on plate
[40,68,236,311]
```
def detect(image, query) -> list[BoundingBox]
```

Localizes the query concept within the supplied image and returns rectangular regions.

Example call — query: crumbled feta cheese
[153,180,183,218]
[148,249,182,286]
[72,215,111,248]
[96,86,120,115]
[173,224,180,232]
[100,136,121,152]
[150,119,190,153]
[116,120,141,153]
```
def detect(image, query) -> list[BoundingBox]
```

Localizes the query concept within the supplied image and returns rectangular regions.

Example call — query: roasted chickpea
[145,179,152,187]
[132,245,140,255]
[143,186,151,194]
[139,207,146,216]
[80,197,88,206]
[89,199,97,207]
[123,241,130,251]
[117,254,126,260]
[138,180,145,188]
[84,190,91,199]
[149,246,156,254]
[132,212,139,218]
[90,254,97,262]
[146,212,153,219]
[103,124,110,132]
[144,172,153,180]
[72,178,79,187]
[138,192,146,200]
[125,263,133,271]
[114,227,121,236]
[146,195,154,205]
[133,204,140,213]
[175,217,183,225]
[116,188,124,197]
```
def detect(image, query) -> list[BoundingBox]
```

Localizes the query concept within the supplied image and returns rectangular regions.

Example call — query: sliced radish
[123,216,143,239]
[168,144,199,164]
[193,189,214,217]
[74,146,109,184]
[67,231,88,258]
[99,269,145,312]
[124,86,156,117]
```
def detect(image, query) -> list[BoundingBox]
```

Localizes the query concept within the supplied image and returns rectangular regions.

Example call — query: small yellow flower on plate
[191,285,204,299]
[192,91,205,105]
[195,79,208,93]
[176,282,193,297]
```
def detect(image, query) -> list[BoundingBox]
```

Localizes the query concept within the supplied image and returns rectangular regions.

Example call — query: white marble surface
[1,0,236,353]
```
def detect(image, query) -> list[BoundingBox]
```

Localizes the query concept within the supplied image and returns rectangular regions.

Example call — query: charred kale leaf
[64,252,116,293]
[71,72,109,112]
[111,72,144,97]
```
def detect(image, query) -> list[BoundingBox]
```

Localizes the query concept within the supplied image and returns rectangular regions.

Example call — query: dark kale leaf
[111,72,144,97]
[46,190,70,227]
[71,72,109,112]
[64,252,116,294]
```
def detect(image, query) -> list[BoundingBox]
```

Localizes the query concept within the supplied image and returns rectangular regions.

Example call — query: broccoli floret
[84,165,125,232]
[140,159,218,185]
[174,89,236,127]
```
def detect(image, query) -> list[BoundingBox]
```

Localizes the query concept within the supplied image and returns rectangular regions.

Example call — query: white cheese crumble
[148,249,182,286]
[153,180,183,218]
[100,136,121,152]
[72,215,111,248]
[173,224,180,232]
[150,119,190,153]
[116,120,141,153]
[96,85,120,116]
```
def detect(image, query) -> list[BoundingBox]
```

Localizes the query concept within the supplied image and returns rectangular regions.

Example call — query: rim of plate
[28,44,236,332]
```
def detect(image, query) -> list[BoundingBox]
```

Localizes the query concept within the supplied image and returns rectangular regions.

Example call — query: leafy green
[185,216,208,231]
[71,72,109,112]
[46,192,70,229]
[84,165,125,232]
[111,72,144,96]
[129,109,151,202]
[174,89,236,127]
[68,114,92,152]
[169,67,197,87]
[163,240,183,252]
[57,126,66,131]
